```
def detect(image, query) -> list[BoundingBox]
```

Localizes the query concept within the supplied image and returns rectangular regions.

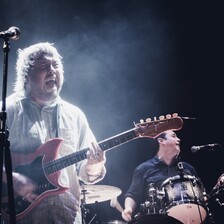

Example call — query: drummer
[121,130,207,223]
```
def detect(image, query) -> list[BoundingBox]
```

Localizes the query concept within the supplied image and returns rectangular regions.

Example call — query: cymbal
[80,185,122,204]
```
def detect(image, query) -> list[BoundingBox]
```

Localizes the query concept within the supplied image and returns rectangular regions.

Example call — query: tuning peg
[140,119,144,123]
[159,115,165,120]
[166,114,171,119]
[172,113,178,117]
[145,118,151,122]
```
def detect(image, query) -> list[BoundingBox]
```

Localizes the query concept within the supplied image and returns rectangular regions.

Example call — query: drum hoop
[105,220,126,224]
[164,200,207,209]
[161,175,200,187]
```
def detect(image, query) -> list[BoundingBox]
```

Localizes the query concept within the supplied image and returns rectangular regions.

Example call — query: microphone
[191,143,220,153]
[0,26,20,40]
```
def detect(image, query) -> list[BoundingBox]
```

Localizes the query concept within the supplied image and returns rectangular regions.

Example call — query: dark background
[1,0,224,223]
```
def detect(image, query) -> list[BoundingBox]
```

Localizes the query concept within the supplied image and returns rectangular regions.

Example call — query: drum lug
[157,189,165,200]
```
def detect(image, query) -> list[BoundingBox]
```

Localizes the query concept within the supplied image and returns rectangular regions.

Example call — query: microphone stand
[0,38,16,223]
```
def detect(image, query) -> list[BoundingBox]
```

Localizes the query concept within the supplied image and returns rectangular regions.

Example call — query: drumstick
[110,197,124,213]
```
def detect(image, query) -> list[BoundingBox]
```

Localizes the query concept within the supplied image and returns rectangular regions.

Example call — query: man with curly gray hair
[2,42,106,224]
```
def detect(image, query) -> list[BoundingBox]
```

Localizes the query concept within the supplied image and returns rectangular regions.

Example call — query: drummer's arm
[122,197,136,222]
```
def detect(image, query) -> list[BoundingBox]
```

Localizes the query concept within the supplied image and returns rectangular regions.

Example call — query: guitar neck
[98,128,138,151]
[44,128,138,175]
[44,115,183,175]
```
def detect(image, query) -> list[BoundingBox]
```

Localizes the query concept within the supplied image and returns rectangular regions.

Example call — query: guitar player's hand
[12,172,38,203]
[86,142,106,176]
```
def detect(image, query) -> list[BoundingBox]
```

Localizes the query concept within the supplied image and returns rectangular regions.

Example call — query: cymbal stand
[0,37,16,223]
[148,183,158,214]
[81,189,90,224]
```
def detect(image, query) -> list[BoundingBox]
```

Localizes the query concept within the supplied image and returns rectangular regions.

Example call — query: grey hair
[14,42,64,96]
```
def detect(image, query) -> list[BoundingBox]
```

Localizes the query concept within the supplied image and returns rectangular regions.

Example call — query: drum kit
[134,174,224,224]
[80,174,224,224]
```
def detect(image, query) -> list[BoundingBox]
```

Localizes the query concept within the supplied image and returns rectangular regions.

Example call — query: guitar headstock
[134,113,183,138]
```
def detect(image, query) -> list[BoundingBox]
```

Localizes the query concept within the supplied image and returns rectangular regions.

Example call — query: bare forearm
[122,197,136,222]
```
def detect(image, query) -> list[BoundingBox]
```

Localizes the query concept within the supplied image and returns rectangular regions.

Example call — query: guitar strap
[55,104,59,138]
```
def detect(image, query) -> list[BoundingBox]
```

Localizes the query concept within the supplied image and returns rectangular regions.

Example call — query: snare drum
[160,175,208,224]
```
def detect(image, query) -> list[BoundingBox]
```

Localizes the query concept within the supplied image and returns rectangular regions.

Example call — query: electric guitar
[1,113,183,220]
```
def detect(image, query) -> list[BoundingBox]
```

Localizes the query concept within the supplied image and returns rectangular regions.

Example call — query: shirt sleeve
[125,166,145,205]
[78,160,106,184]
[75,111,106,184]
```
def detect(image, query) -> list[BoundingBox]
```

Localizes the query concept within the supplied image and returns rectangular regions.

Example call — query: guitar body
[2,138,68,220]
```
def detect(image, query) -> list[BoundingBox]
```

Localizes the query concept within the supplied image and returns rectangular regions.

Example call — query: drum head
[129,214,183,224]
[167,204,207,224]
